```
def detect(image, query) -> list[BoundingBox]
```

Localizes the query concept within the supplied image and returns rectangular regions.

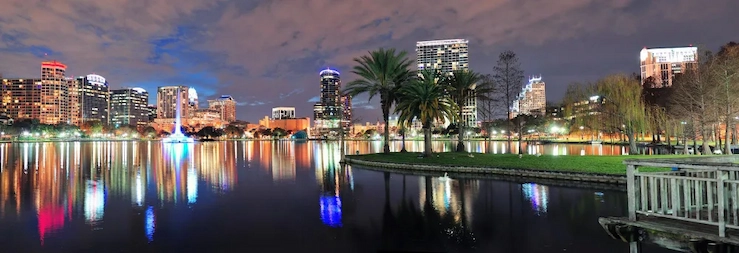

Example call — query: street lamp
[579,126,584,140]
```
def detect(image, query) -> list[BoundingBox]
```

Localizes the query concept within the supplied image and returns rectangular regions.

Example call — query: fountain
[162,87,194,143]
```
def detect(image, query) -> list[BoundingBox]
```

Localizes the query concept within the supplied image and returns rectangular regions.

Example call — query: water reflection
[0,141,677,252]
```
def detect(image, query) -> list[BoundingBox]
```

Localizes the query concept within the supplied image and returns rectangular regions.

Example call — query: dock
[600,156,739,253]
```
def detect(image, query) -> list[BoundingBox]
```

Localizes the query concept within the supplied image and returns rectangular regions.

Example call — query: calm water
[0,141,675,252]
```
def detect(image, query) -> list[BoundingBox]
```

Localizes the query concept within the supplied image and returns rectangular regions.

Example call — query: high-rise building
[67,77,81,126]
[511,76,547,118]
[110,88,149,127]
[640,46,698,88]
[208,95,237,122]
[147,104,157,122]
[187,87,198,118]
[0,78,42,120]
[157,86,190,119]
[313,68,351,134]
[77,74,110,124]
[40,61,73,125]
[272,107,296,119]
[341,95,352,129]
[416,39,476,127]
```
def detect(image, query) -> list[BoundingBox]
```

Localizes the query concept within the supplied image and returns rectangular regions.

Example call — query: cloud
[307,96,320,103]
[1,0,737,123]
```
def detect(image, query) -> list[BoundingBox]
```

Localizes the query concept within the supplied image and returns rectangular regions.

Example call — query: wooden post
[717,170,726,237]
[627,164,638,221]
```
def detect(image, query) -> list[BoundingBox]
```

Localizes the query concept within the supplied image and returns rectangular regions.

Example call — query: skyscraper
[40,61,73,125]
[157,86,190,119]
[416,39,476,127]
[208,95,237,122]
[511,76,547,118]
[188,87,198,118]
[110,88,149,127]
[640,46,698,88]
[0,78,42,120]
[313,68,351,134]
[77,74,110,124]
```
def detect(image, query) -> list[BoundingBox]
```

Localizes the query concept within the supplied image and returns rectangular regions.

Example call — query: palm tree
[396,70,457,157]
[445,70,495,152]
[344,48,415,154]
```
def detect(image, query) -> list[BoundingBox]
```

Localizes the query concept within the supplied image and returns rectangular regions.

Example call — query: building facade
[511,76,546,118]
[640,46,698,88]
[313,68,351,135]
[416,39,476,127]
[77,74,110,124]
[40,61,75,125]
[188,87,198,118]
[157,86,190,119]
[208,95,237,122]
[110,88,149,127]
[0,78,42,120]
[147,104,157,122]
[272,107,296,119]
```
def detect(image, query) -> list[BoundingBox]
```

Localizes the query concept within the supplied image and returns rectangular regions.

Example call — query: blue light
[320,194,342,227]
[319,68,340,76]
[145,206,155,243]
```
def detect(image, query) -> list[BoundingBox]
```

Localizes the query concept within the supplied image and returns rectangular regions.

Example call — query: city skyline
[0,0,737,122]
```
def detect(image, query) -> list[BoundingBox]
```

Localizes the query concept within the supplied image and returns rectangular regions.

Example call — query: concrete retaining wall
[344,157,626,185]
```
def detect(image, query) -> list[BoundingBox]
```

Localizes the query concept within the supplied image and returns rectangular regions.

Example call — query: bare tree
[671,53,719,155]
[492,51,524,141]
[711,42,739,154]
[477,74,500,139]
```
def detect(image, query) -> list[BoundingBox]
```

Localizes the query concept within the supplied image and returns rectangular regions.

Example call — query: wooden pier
[600,156,739,253]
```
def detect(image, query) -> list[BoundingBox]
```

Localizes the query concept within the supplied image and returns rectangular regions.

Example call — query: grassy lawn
[348,152,698,175]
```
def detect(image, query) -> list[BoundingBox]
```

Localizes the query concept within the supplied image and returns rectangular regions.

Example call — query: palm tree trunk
[456,109,465,152]
[382,102,391,154]
[423,123,432,157]
[400,130,407,153]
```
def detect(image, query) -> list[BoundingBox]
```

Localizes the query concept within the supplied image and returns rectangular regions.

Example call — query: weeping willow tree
[596,74,649,155]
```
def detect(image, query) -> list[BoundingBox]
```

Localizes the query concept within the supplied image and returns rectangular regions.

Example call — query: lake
[0,141,676,252]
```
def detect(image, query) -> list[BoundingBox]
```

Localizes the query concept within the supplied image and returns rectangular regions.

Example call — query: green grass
[349,152,698,175]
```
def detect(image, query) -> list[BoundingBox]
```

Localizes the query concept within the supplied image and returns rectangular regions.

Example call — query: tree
[272,128,287,138]
[344,48,415,154]
[141,126,157,138]
[224,124,244,138]
[711,42,739,154]
[395,70,457,157]
[444,70,494,152]
[475,74,499,139]
[671,52,719,155]
[492,50,525,142]
[596,74,649,154]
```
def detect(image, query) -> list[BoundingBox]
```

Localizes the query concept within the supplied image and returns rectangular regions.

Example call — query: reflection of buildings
[521,183,549,215]
[271,142,296,182]
[313,142,354,228]
[0,142,239,245]
[419,177,479,226]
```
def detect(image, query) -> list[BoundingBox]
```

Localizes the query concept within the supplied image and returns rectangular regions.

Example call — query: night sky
[0,0,737,123]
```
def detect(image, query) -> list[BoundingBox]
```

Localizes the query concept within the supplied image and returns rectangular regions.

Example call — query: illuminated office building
[313,68,351,135]
[40,61,77,125]
[110,88,149,127]
[416,39,476,126]
[208,95,237,122]
[640,46,698,87]
[511,76,546,118]
[0,78,42,120]
[157,86,190,120]
[77,74,110,124]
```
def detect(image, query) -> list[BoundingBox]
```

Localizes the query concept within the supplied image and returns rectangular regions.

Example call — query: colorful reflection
[522,183,549,215]
[0,141,238,245]
[145,206,156,243]
[320,194,342,227]
[419,176,479,226]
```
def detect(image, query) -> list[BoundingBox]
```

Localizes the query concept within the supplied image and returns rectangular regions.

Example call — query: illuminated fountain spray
[163,87,194,143]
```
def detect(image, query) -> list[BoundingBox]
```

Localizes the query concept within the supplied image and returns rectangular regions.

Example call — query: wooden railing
[625,156,739,238]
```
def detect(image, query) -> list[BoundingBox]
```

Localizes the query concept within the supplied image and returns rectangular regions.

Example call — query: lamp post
[681,121,688,154]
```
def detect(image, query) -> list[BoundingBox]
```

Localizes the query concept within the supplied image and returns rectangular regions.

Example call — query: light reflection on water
[0,141,676,253]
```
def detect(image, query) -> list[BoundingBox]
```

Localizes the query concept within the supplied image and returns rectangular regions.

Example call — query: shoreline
[343,156,627,185]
